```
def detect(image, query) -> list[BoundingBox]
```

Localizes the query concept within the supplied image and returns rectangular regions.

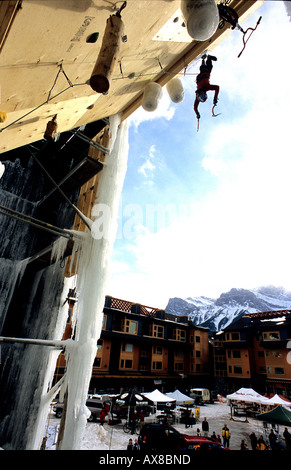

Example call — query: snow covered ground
[44,401,287,451]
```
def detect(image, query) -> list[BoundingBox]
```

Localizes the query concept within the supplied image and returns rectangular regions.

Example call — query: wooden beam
[90,14,125,94]
[0,0,22,54]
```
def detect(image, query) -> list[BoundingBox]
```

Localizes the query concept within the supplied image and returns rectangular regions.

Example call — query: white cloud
[128,90,176,130]
[109,1,291,308]
[201,156,226,175]
[138,145,156,177]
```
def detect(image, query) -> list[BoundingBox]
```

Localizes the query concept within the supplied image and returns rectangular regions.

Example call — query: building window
[263,331,280,341]
[94,357,101,367]
[120,359,133,369]
[274,367,284,375]
[195,335,200,343]
[175,350,184,358]
[196,350,200,358]
[152,361,163,370]
[102,315,107,330]
[121,343,133,352]
[150,324,164,339]
[122,319,138,335]
[225,332,240,341]
[173,329,186,342]
[153,346,163,355]
[97,340,103,350]
[258,350,264,358]
[233,366,243,374]
[232,350,241,359]
[174,362,184,371]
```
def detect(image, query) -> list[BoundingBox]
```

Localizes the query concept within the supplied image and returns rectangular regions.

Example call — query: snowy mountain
[165,286,291,332]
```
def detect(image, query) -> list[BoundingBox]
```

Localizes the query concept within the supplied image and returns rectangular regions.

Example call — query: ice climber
[194,54,220,121]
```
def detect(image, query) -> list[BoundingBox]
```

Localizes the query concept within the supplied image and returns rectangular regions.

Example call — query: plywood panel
[0,0,263,153]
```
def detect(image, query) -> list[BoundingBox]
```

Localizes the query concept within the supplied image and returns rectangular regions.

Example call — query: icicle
[50,236,69,269]
[59,114,129,450]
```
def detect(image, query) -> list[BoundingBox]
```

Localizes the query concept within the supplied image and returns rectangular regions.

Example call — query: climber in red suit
[194,54,220,120]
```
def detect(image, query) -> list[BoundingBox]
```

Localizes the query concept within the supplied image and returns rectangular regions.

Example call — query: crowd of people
[198,417,291,450]
[123,409,291,451]
[127,438,140,451]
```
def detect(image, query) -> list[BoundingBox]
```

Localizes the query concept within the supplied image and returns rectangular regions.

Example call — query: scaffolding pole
[0,204,79,240]
[0,336,66,349]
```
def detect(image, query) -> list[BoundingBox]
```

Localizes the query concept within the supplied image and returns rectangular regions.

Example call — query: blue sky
[108,1,291,309]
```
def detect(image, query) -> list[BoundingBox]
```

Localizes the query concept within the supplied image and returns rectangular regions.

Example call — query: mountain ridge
[165,286,291,332]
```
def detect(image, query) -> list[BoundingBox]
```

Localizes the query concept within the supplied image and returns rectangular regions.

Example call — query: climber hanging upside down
[194,54,220,121]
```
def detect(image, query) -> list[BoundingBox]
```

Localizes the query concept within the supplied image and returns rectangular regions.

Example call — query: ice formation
[55,114,129,449]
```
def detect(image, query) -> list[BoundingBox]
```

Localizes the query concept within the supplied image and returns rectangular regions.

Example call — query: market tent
[257,405,291,426]
[165,390,194,405]
[227,387,270,405]
[113,390,151,407]
[144,389,175,404]
[267,394,291,407]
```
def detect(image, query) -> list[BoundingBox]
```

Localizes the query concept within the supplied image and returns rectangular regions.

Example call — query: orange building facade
[212,310,291,399]
[54,294,211,393]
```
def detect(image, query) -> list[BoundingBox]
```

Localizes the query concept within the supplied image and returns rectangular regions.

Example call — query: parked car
[182,435,230,450]
[138,423,188,451]
[53,398,105,422]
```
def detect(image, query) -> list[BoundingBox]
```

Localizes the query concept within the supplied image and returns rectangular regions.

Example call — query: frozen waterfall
[56,114,129,449]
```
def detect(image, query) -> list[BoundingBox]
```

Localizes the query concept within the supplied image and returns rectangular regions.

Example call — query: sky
[107,0,291,309]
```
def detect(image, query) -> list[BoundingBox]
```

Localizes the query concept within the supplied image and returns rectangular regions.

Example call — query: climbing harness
[218,1,262,58]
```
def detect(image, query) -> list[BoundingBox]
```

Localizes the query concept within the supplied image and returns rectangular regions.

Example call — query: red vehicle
[182,435,231,451]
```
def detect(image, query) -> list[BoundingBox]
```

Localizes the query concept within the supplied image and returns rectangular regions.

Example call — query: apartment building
[212,310,291,400]
[54,294,210,393]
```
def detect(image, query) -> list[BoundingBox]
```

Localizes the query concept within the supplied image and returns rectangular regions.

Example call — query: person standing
[139,409,146,430]
[127,438,133,450]
[240,439,248,450]
[268,429,277,449]
[257,435,267,450]
[222,424,231,447]
[249,432,258,451]
[202,417,209,437]
[99,408,105,426]
[283,427,291,450]
[133,438,140,450]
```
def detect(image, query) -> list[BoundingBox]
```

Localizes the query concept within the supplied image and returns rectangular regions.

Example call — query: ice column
[59,114,129,450]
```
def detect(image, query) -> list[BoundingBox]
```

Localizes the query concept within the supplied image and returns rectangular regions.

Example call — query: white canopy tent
[226,388,270,422]
[227,387,270,405]
[143,389,176,404]
[267,394,291,407]
[165,390,194,405]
